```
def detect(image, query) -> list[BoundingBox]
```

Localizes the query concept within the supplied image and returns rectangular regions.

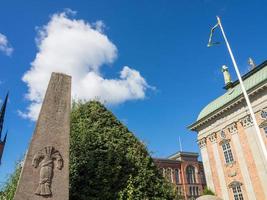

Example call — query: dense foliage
[70,101,176,200]
[0,164,21,200]
[0,101,176,200]
[202,187,215,196]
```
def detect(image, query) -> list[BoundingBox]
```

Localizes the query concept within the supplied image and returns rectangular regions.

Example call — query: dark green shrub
[70,101,175,200]
[203,187,215,195]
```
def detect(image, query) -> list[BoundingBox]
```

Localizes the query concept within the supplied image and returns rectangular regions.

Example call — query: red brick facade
[154,151,206,200]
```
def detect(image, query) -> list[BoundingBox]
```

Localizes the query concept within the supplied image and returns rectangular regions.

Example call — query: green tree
[0,164,21,200]
[1,101,176,200]
[202,187,215,195]
[70,101,176,200]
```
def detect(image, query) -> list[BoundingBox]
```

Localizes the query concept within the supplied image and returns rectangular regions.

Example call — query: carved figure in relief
[32,146,63,196]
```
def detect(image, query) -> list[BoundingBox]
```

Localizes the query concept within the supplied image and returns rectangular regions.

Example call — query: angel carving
[32,146,63,196]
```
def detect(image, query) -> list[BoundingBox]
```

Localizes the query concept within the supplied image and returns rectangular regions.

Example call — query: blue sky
[1,0,267,184]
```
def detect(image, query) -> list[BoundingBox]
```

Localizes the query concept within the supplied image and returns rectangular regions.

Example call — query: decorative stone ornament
[219,138,230,146]
[228,123,238,134]
[222,65,233,89]
[240,115,253,128]
[208,133,217,143]
[32,146,63,196]
[219,130,226,138]
[248,57,256,69]
[198,138,207,149]
[227,170,237,177]
[260,109,267,119]
[228,180,242,188]
[225,160,236,168]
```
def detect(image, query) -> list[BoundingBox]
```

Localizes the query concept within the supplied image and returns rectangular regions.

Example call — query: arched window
[186,165,196,184]
[174,169,179,184]
[165,168,172,183]
[199,170,206,184]
[229,181,244,200]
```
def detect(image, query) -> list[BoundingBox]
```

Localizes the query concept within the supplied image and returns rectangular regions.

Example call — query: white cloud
[0,33,13,56]
[20,10,151,121]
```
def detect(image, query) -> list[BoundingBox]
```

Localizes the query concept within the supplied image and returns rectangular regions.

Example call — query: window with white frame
[200,170,206,184]
[186,165,196,184]
[232,185,244,200]
[165,168,172,183]
[194,186,199,196]
[177,186,183,196]
[189,186,193,196]
[170,168,174,183]
[174,169,179,184]
[222,142,234,164]
[189,186,199,197]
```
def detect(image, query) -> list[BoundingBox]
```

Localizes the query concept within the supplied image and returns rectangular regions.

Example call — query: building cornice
[168,151,199,160]
[188,82,267,131]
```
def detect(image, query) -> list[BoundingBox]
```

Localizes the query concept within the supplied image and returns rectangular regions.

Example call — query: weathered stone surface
[196,195,223,200]
[14,73,71,200]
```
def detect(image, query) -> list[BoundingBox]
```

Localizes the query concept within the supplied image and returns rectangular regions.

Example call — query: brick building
[154,151,206,200]
[188,61,267,200]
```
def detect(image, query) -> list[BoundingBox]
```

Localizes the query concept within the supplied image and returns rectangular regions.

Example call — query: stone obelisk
[14,73,71,200]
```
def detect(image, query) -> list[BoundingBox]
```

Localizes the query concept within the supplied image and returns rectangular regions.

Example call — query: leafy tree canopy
[1,101,176,200]
[70,101,176,200]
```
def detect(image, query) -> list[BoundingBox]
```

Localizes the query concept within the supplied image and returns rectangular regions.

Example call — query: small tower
[0,93,8,165]
[222,65,233,90]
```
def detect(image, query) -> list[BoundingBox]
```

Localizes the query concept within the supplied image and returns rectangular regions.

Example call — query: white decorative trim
[219,138,231,146]
[227,169,237,177]
[208,133,217,144]
[191,83,267,130]
[227,122,238,134]
[224,160,236,168]
[231,132,257,200]
[200,147,215,191]
[240,115,253,128]
[197,88,267,139]
[245,126,267,198]
[171,168,174,183]
[212,142,230,200]
[198,138,207,149]
[228,180,242,188]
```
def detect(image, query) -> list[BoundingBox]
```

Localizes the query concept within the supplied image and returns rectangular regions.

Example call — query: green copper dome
[197,61,267,121]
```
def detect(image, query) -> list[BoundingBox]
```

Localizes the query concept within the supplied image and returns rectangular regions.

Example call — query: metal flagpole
[179,136,183,152]
[216,16,267,161]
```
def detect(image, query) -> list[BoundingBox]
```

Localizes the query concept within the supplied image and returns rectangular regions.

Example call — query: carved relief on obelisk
[14,73,71,200]
[32,146,63,196]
